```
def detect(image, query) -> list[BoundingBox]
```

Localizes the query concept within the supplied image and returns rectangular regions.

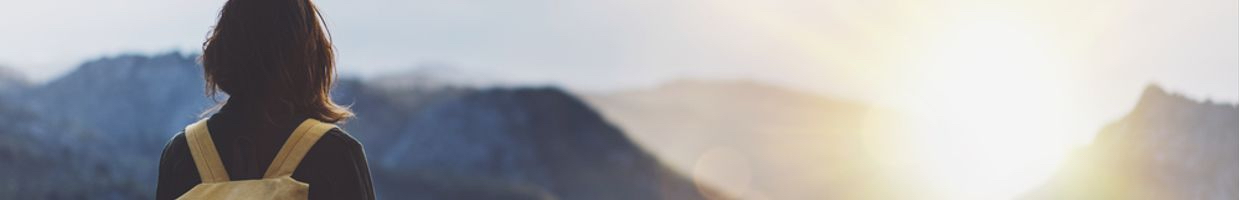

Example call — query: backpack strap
[184,118,231,183]
[263,118,337,178]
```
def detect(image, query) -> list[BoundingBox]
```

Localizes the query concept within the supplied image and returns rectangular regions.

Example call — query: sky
[0,0,1236,199]
[2,0,1234,100]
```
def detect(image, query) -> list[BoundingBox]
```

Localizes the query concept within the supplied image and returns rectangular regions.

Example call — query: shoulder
[311,128,366,153]
[162,131,189,156]
[159,131,194,170]
[300,128,369,170]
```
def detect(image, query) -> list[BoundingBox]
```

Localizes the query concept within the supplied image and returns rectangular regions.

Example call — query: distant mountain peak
[1131,84,1203,116]
[1139,84,1170,99]
[78,51,196,70]
[1134,84,1237,111]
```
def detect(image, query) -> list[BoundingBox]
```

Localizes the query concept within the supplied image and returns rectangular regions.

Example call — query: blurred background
[0,0,1235,199]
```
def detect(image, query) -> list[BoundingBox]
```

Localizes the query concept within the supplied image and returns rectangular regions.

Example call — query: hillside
[583,79,910,200]
[359,88,707,199]
[0,53,709,200]
[1021,85,1239,200]
[0,65,25,94]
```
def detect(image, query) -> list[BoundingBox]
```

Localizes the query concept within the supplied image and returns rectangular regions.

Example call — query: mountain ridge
[0,52,711,200]
[1022,84,1238,200]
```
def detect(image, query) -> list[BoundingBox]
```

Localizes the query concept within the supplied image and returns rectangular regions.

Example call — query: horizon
[6,50,1236,108]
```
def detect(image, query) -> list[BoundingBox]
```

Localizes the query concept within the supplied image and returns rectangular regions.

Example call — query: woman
[156,0,374,199]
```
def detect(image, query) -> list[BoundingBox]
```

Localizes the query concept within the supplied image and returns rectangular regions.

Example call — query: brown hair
[201,0,352,123]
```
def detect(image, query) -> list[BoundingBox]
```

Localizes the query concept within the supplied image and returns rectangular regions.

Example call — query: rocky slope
[1021,85,1238,200]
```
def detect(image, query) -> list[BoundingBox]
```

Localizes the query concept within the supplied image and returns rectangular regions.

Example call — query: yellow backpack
[177,118,337,200]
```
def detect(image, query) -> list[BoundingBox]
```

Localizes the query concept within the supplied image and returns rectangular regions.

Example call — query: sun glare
[886,8,1091,200]
[712,0,1099,199]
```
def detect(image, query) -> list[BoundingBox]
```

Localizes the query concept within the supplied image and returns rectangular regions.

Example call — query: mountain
[0,53,710,200]
[359,88,708,199]
[0,53,209,199]
[6,52,1233,200]
[0,93,142,199]
[0,65,28,95]
[1021,85,1239,200]
[582,79,911,200]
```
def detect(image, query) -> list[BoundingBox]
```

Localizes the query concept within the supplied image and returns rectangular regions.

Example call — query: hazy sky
[1,0,1234,100]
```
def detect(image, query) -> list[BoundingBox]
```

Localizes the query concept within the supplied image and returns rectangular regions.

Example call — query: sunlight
[710,0,1101,199]
[888,8,1090,200]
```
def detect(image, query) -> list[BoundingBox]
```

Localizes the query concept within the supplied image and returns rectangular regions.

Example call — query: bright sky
[0,0,1235,199]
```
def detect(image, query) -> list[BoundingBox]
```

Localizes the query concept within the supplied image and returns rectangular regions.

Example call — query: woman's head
[202,0,351,122]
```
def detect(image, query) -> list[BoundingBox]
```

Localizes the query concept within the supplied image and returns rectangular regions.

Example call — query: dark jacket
[155,101,375,200]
